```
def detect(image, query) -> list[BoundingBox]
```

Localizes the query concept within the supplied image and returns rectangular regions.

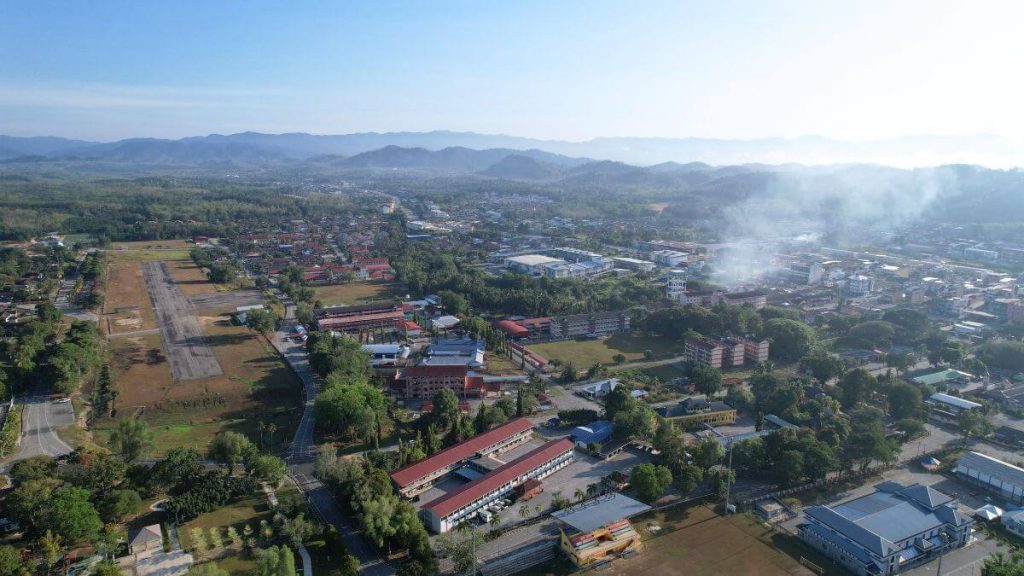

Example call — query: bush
[0,405,23,457]
[164,473,258,521]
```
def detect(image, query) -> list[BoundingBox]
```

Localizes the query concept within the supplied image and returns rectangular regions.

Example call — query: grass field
[528,334,682,368]
[613,506,818,576]
[312,280,405,306]
[108,249,193,262]
[178,484,300,575]
[112,239,193,250]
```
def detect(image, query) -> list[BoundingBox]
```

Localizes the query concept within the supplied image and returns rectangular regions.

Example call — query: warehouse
[956,451,1024,505]
[421,438,575,533]
[390,418,534,498]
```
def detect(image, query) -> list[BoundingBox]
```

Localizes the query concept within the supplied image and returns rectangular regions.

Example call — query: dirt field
[189,290,264,311]
[607,506,816,576]
[143,261,223,381]
[102,258,156,335]
[312,280,405,306]
[528,335,682,367]
[112,239,192,250]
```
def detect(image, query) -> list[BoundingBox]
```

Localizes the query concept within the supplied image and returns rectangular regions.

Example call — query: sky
[2,0,1023,143]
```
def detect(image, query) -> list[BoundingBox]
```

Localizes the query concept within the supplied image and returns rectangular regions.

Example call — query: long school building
[390,417,534,498]
[421,438,575,533]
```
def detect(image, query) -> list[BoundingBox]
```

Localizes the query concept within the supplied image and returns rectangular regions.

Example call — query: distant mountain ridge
[0,131,1016,168]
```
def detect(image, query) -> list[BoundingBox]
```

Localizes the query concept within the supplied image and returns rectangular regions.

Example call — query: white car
[54,397,71,404]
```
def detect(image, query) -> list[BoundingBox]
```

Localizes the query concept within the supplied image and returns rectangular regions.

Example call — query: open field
[108,249,193,262]
[189,290,264,311]
[312,280,405,306]
[143,260,223,380]
[610,506,818,576]
[528,334,682,367]
[112,239,193,250]
[102,258,156,335]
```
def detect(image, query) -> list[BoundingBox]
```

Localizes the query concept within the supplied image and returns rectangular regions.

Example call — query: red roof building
[494,320,529,339]
[389,417,534,497]
[422,438,575,532]
[396,365,494,399]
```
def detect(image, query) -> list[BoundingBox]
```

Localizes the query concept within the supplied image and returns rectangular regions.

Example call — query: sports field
[528,334,681,367]
[312,280,405,306]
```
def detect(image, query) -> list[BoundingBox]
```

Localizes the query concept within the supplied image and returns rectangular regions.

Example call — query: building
[744,338,770,363]
[925,393,981,424]
[650,250,689,267]
[389,418,534,498]
[666,270,687,303]
[505,254,565,276]
[494,319,530,339]
[654,397,737,429]
[361,344,411,367]
[579,378,621,399]
[721,290,768,309]
[421,337,486,369]
[396,365,493,399]
[1002,509,1024,537]
[848,275,875,296]
[685,336,767,369]
[315,302,404,333]
[554,493,651,568]
[956,451,1024,505]
[549,310,630,339]
[913,370,971,389]
[612,257,656,273]
[505,249,611,279]
[130,525,164,554]
[570,420,614,448]
[798,482,973,576]
[1009,302,1024,324]
[421,438,575,533]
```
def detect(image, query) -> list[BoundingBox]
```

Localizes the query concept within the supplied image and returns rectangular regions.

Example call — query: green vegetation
[529,334,678,367]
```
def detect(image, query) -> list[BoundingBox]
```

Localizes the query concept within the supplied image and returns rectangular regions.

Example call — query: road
[1,393,75,474]
[269,293,394,576]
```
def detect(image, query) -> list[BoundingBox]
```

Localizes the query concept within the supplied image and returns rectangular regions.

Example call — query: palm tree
[257,421,267,449]
[519,504,530,520]
[534,503,542,515]
[40,530,63,575]
[267,423,278,448]
[573,488,585,503]
[489,513,501,530]
[586,483,600,499]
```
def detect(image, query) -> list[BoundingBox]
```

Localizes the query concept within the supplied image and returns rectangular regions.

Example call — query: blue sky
[1,0,1022,141]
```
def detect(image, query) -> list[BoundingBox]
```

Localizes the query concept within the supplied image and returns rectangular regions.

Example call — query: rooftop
[423,438,574,518]
[958,451,1024,487]
[927,392,981,411]
[389,417,533,488]
[507,254,565,267]
[552,493,651,533]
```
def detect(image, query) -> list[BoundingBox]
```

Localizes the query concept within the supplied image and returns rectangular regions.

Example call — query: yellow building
[553,493,651,568]
[654,397,737,429]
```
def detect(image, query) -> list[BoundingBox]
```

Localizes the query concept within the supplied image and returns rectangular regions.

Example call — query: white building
[848,274,874,295]
[650,250,689,267]
[957,451,1024,505]
[667,270,687,303]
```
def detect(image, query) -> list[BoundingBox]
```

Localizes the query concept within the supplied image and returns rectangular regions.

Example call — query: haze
[3,0,1024,166]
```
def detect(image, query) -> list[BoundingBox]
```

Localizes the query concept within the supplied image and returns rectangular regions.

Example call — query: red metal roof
[423,438,574,518]
[494,320,529,337]
[389,418,534,488]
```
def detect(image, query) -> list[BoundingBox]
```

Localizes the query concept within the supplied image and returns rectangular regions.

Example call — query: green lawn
[528,334,682,368]
[312,281,405,306]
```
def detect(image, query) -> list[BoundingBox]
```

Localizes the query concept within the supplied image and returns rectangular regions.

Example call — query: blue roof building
[798,482,973,575]
[570,420,614,447]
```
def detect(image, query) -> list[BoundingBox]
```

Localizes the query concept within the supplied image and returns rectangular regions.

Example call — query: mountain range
[0,131,1017,168]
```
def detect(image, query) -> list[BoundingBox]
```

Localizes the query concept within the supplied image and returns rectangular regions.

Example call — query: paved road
[143,261,223,380]
[270,294,394,576]
[1,394,75,474]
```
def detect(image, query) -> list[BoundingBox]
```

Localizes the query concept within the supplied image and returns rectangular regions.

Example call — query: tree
[675,464,704,494]
[244,309,277,335]
[208,432,256,475]
[887,382,922,420]
[255,546,296,576]
[559,362,577,384]
[92,560,123,576]
[884,352,914,376]
[959,411,993,446]
[631,463,672,503]
[692,438,725,470]
[437,290,468,316]
[294,303,315,327]
[109,419,153,463]
[838,368,877,410]
[0,545,26,576]
[775,450,805,487]
[313,380,386,442]
[430,388,461,431]
[150,447,204,491]
[250,454,288,485]
[281,514,319,549]
[763,318,817,363]
[40,530,63,574]
[725,386,755,412]
[963,357,989,379]
[982,552,1024,576]
[895,418,926,441]
[691,364,723,397]
[49,487,103,544]
[800,349,844,385]
[708,467,736,500]
[101,489,141,523]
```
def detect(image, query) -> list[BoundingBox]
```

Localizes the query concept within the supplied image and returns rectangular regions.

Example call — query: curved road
[1,393,75,474]
[270,293,394,576]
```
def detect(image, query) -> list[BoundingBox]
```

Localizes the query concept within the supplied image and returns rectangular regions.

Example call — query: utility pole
[724,440,735,513]
[469,526,477,576]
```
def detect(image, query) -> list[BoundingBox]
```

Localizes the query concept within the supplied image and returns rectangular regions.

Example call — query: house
[579,378,621,399]
[549,310,630,339]
[396,365,495,399]
[361,344,411,367]
[798,482,973,576]
[130,525,163,555]
[554,493,650,567]
[1002,509,1024,537]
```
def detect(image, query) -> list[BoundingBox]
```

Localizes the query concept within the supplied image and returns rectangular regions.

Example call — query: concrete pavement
[270,294,394,576]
